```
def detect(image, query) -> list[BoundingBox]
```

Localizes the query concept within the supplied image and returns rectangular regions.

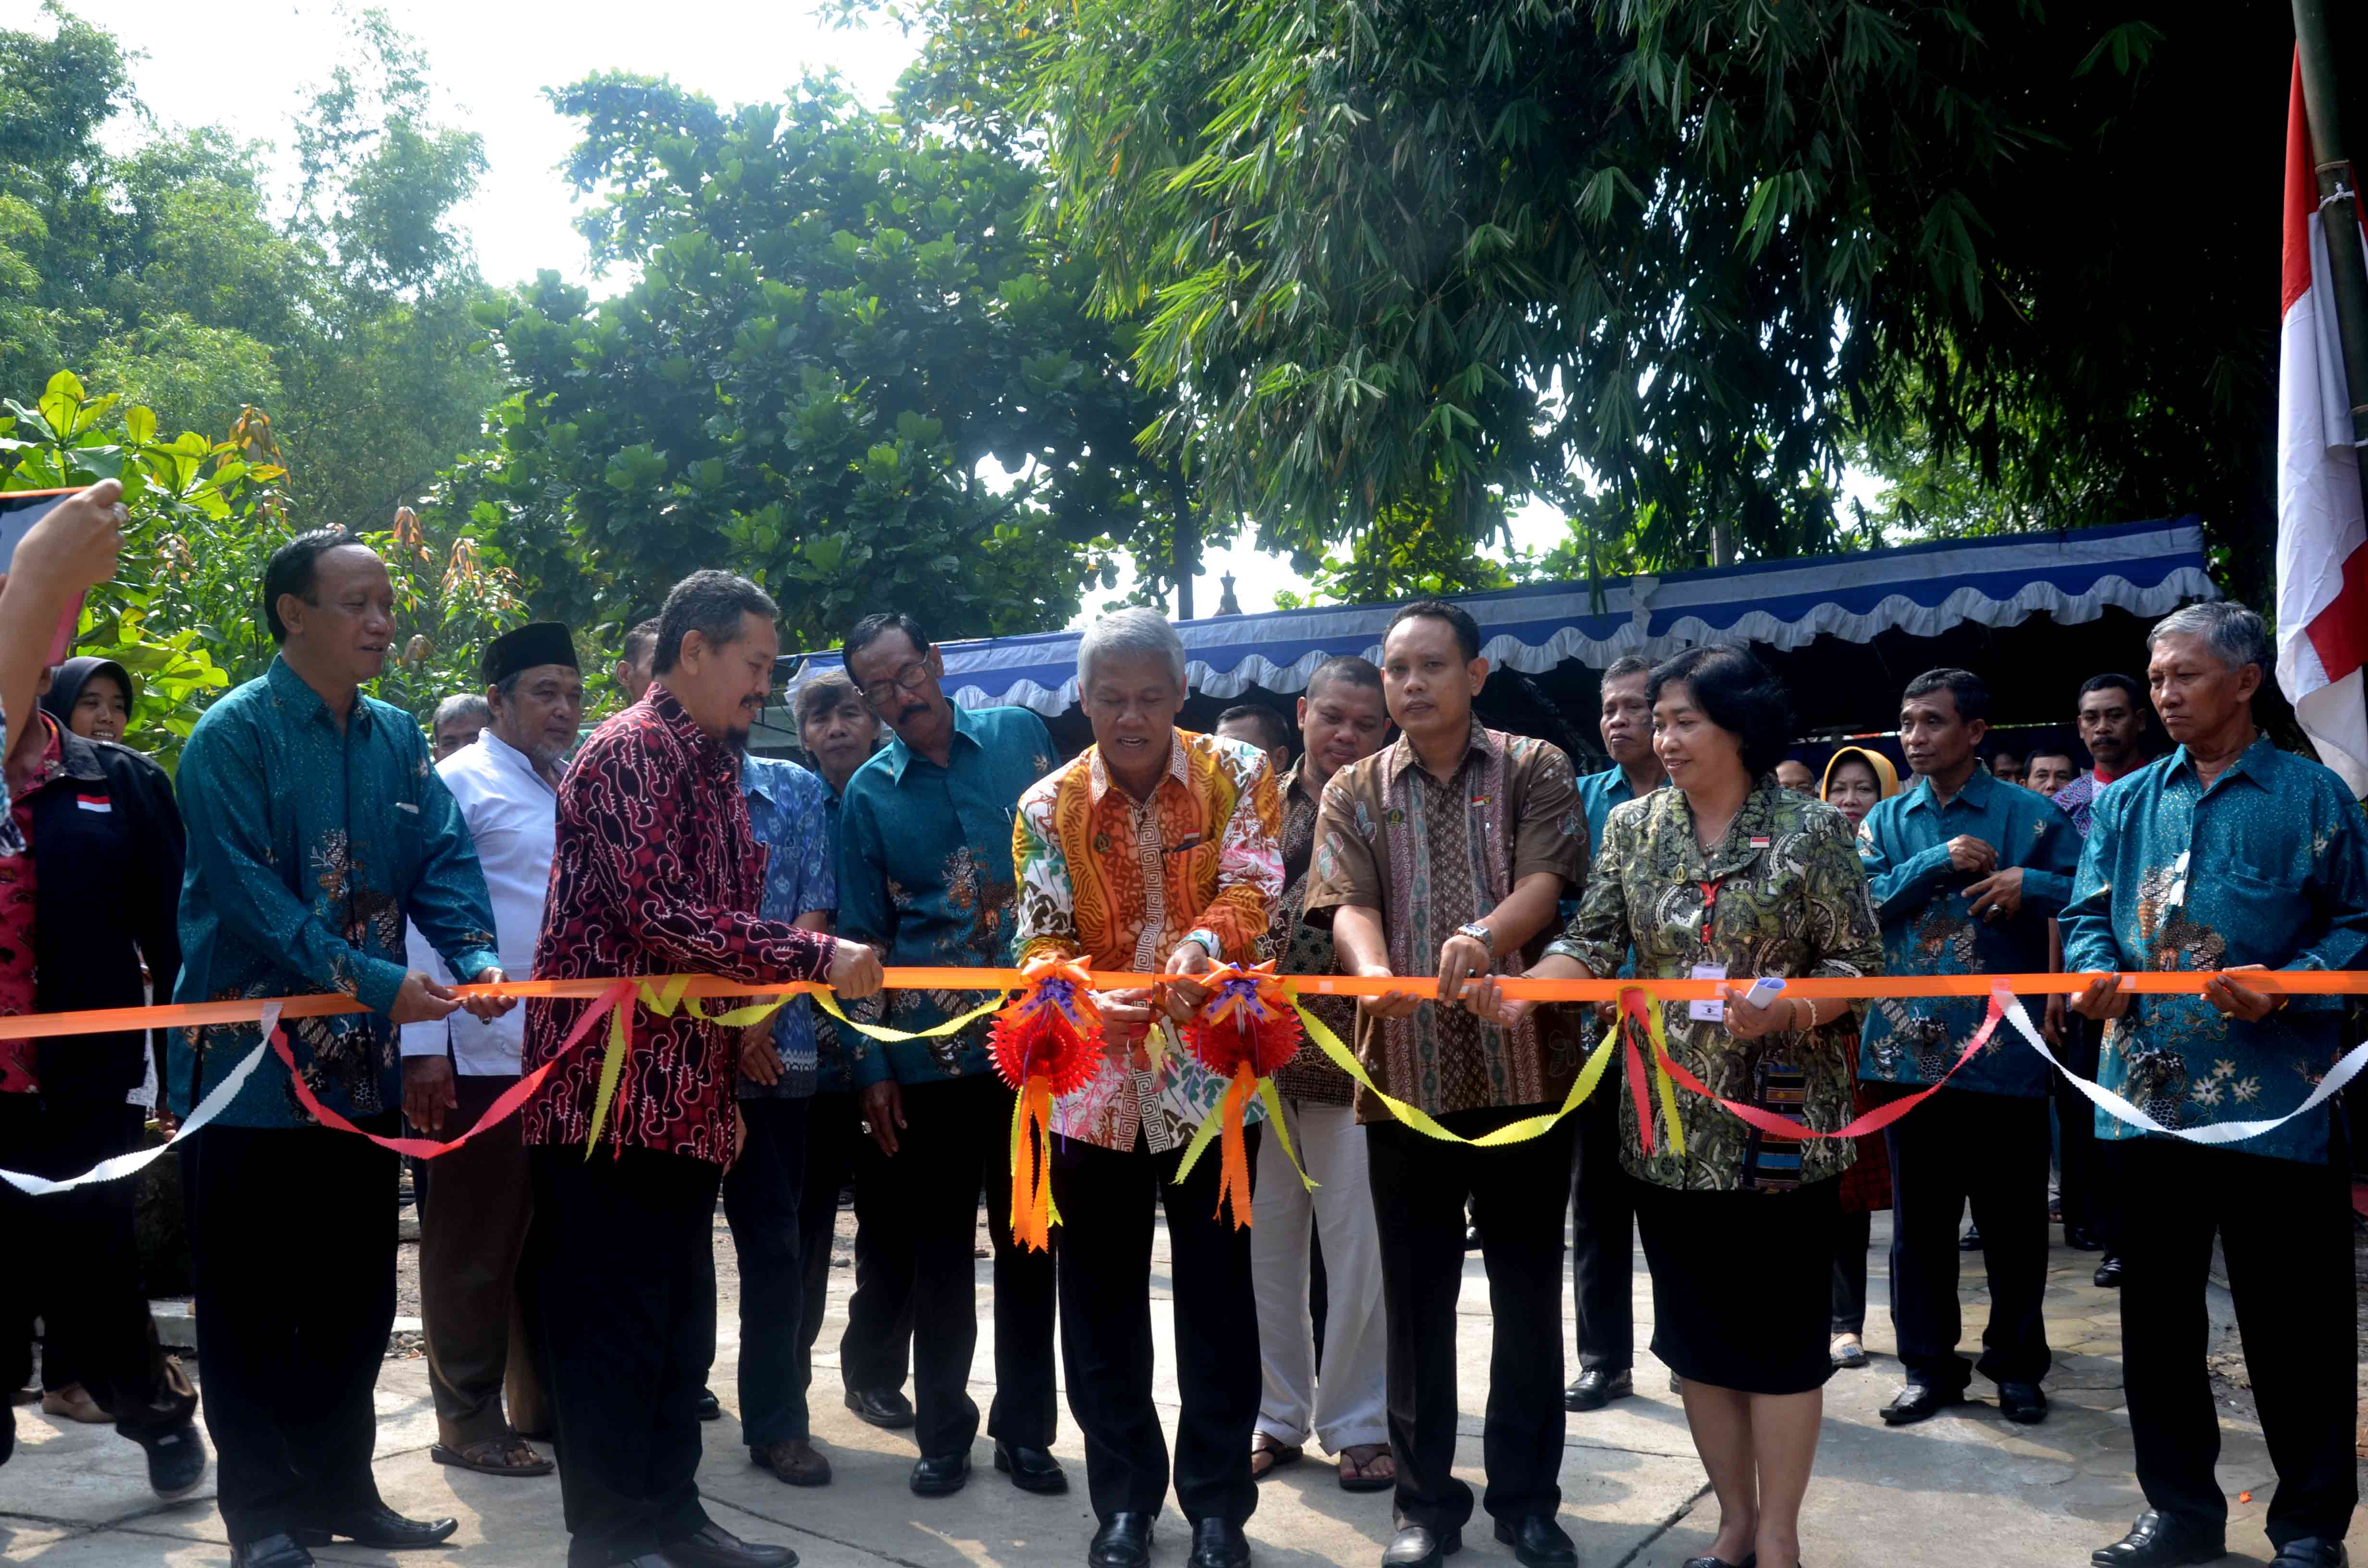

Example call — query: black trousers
[1884,1086,2052,1389]
[1567,1076,1633,1372]
[798,1089,914,1402]
[529,1142,721,1568]
[185,1120,396,1544]
[851,1075,1057,1456]
[1368,1107,1574,1535]
[722,1097,810,1448]
[1050,1123,1260,1527]
[0,1097,194,1442]
[2120,1138,2357,1547]
[2053,1012,2116,1246]
[1830,1209,1873,1336]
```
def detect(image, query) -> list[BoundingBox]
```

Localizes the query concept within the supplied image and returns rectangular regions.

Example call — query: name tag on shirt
[1689,963,1728,1022]
[395,800,420,814]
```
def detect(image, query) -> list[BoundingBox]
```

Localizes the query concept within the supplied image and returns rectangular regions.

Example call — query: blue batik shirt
[1856,766,2080,1098]
[2060,734,2368,1165]
[740,753,836,1100]
[171,657,500,1127]
[837,704,1058,1088]
[1568,764,1659,983]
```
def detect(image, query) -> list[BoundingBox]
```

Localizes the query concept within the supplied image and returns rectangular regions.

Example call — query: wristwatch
[1455,920,1495,957]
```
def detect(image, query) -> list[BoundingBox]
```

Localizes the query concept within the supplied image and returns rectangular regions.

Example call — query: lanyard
[1696,878,1725,938]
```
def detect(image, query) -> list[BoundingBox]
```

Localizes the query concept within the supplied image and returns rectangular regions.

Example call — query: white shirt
[400,731,559,1076]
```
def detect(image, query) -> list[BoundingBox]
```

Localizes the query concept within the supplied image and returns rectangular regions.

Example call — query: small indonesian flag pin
[1748,835,1770,848]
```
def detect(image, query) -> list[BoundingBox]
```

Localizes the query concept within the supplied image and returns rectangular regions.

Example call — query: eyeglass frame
[857,656,935,712]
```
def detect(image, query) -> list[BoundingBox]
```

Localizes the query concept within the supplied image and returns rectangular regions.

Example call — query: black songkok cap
[482,621,578,685]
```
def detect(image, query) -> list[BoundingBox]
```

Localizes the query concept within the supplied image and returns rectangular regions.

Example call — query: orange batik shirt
[1011,729,1283,1152]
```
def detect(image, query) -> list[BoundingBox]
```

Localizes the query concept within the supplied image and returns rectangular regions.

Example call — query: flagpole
[2293,0,2368,450]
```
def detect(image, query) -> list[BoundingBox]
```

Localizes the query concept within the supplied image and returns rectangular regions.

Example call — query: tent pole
[2293,0,2368,449]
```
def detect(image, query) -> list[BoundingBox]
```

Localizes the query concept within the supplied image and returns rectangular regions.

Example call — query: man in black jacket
[0,663,203,1497]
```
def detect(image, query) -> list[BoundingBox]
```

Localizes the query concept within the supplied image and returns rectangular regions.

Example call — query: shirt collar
[884,700,981,785]
[476,727,559,796]
[266,653,373,734]
[1384,715,1496,787]
[2166,732,2278,794]
[1908,763,1996,815]
[1087,729,1189,806]
[647,683,730,774]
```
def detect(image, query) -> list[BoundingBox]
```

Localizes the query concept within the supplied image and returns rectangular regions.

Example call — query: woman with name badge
[1473,646,1883,1568]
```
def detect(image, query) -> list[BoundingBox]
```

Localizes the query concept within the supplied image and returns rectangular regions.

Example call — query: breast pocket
[2195,859,2306,968]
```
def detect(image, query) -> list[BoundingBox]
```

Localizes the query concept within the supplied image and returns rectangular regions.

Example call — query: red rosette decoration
[1178,962,1303,1230]
[990,957,1105,1250]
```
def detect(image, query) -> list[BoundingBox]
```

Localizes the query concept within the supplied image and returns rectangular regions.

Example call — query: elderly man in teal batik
[2064,602,2368,1568]
[171,530,506,1568]
[1852,668,2079,1432]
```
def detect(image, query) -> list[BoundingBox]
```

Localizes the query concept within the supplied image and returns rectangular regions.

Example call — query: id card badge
[1689,963,1728,1022]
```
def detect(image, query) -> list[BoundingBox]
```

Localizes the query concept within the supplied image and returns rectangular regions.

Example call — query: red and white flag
[2276,55,2368,797]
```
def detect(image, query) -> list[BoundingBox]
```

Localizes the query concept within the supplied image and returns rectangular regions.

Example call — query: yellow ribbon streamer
[1293,999,1616,1146]
[812,989,1010,1043]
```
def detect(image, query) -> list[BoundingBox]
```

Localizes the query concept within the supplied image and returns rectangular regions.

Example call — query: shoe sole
[2088,1549,2223,1568]
[909,1471,970,1497]
[1878,1397,1964,1426]
[992,1451,1069,1494]
[291,1530,457,1550]
[1563,1387,1633,1412]
[1492,1522,1576,1568]
[844,1395,916,1430]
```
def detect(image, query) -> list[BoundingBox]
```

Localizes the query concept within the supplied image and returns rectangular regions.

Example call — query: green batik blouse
[1547,775,1885,1192]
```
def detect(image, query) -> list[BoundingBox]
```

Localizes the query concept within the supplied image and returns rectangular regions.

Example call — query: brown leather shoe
[752,1438,832,1486]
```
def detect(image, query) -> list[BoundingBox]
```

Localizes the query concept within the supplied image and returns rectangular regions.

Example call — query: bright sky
[13,0,1586,622]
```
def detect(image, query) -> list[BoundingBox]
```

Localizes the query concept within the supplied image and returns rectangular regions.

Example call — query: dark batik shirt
[1271,760,1355,1106]
[523,686,836,1165]
[1303,719,1587,1123]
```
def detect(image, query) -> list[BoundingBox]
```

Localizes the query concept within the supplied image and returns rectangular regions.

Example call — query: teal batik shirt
[739,753,836,1101]
[2060,734,2368,1165]
[836,704,1058,1089]
[171,657,500,1127]
[1856,767,2081,1098]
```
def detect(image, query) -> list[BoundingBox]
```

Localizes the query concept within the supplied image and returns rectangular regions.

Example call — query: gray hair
[433,692,489,730]
[2146,601,2271,675]
[1078,606,1187,691]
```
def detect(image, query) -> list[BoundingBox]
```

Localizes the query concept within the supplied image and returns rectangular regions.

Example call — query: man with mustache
[835,612,1066,1498]
[522,571,883,1568]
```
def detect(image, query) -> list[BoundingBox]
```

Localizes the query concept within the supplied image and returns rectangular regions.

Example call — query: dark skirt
[1634,1176,1840,1396]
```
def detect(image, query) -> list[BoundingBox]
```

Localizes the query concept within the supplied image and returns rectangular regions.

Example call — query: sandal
[1336,1443,1394,1493]
[1249,1433,1303,1481]
[1829,1333,1869,1370]
[432,1436,554,1477]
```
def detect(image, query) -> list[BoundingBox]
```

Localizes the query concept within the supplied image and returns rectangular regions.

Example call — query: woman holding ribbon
[1477,645,1882,1568]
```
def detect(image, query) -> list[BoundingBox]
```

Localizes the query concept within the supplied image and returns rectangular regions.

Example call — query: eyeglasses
[858,659,932,712]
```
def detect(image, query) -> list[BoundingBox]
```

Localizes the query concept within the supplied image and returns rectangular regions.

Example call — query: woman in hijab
[41,657,134,746]
[1819,745,1900,1370]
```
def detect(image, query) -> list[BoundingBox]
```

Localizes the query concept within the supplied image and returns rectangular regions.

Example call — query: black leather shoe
[1997,1382,2047,1424]
[231,1537,316,1568]
[1679,1556,1757,1568]
[661,1522,797,1567]
[137,1420,208,1498]
[1463,1224,1482,1252]
[2095,1255,2125,1288]
[2270,1541,2348,1568]
[2064,1224,2105,1252]
[1959,1225,1983,1251]
[1564,1368,1633,1411]
[911,1451,971,1495]
[294,1507,459,1549]
[695,1387,723,1421]
[844,1387,916,1429]
[1088,1512,1155,1568]
[1190,1518,1251,1568]
[1493,1516,1577,1568]
[995,1440,1070,1494]
[1380,1524,1460,1567]
[2089,1510,2226,1567]
[1879,1383,1964,1426]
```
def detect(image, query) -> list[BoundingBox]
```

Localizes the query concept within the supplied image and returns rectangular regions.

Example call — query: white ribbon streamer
[1,1004,280,1196]
[1998,989,2368,1146]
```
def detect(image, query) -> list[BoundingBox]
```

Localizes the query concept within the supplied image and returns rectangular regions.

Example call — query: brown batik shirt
[1302,718,1588,1124]
[1271,760,1356,1106]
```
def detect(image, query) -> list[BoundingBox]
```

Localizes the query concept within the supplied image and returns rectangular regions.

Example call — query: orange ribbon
[1212,1062,1257,1229]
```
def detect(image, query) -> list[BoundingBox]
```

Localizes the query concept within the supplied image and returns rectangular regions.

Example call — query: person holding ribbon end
[521,571,883,1568]
[1302,599,1587,1568]
[1485,643,1884,1568]
[2064,601,2368,1568]
[1011,606,1282,1568]
[170,528,517,1568]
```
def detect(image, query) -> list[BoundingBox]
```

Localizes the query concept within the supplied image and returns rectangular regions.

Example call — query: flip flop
[432,1438,554,1477]
[1249,1434,1303,1480]
[1336,1443,1395,1493]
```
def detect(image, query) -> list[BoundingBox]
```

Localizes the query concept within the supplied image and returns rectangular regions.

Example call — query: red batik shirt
[0,716,64,1092]
[522,686,836,1164]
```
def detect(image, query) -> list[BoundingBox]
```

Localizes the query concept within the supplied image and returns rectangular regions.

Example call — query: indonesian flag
[2276,55,2368,797]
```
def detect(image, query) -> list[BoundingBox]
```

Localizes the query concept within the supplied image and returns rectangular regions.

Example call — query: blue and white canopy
[784,516,2218,718]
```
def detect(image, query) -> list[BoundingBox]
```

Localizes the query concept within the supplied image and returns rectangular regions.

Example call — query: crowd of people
[0,478,2359,1568]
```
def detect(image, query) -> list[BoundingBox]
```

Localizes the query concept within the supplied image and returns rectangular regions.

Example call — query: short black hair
[845,612,930,667]
[794,671,866,728]
[2077,672,2145,709]
[2026,748,2076,770]
[1647,645,1793,780]
[654,571,777,676]
[1215,702,1292,753]
[1305,655,1382,698]
[1385,599,1481,662]
[1601,654,1652,685]
[621,617,661,669]
[1901,667,1991,725]
[263,528,365,643]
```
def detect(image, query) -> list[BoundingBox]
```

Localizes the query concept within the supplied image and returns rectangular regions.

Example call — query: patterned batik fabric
[1303,719,1588,1124]
[1855,767,2082,1098]
[1011,727,1282,1152]
[2061,735,2368,1165]
[1270,762,1355,1106]
[837,704,1057,1088]
[522,686,836,1166]
[171,657,499,1127]
[1548,777,1885,1193]
[739,753,837,1101]
[0,712,59,1091]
